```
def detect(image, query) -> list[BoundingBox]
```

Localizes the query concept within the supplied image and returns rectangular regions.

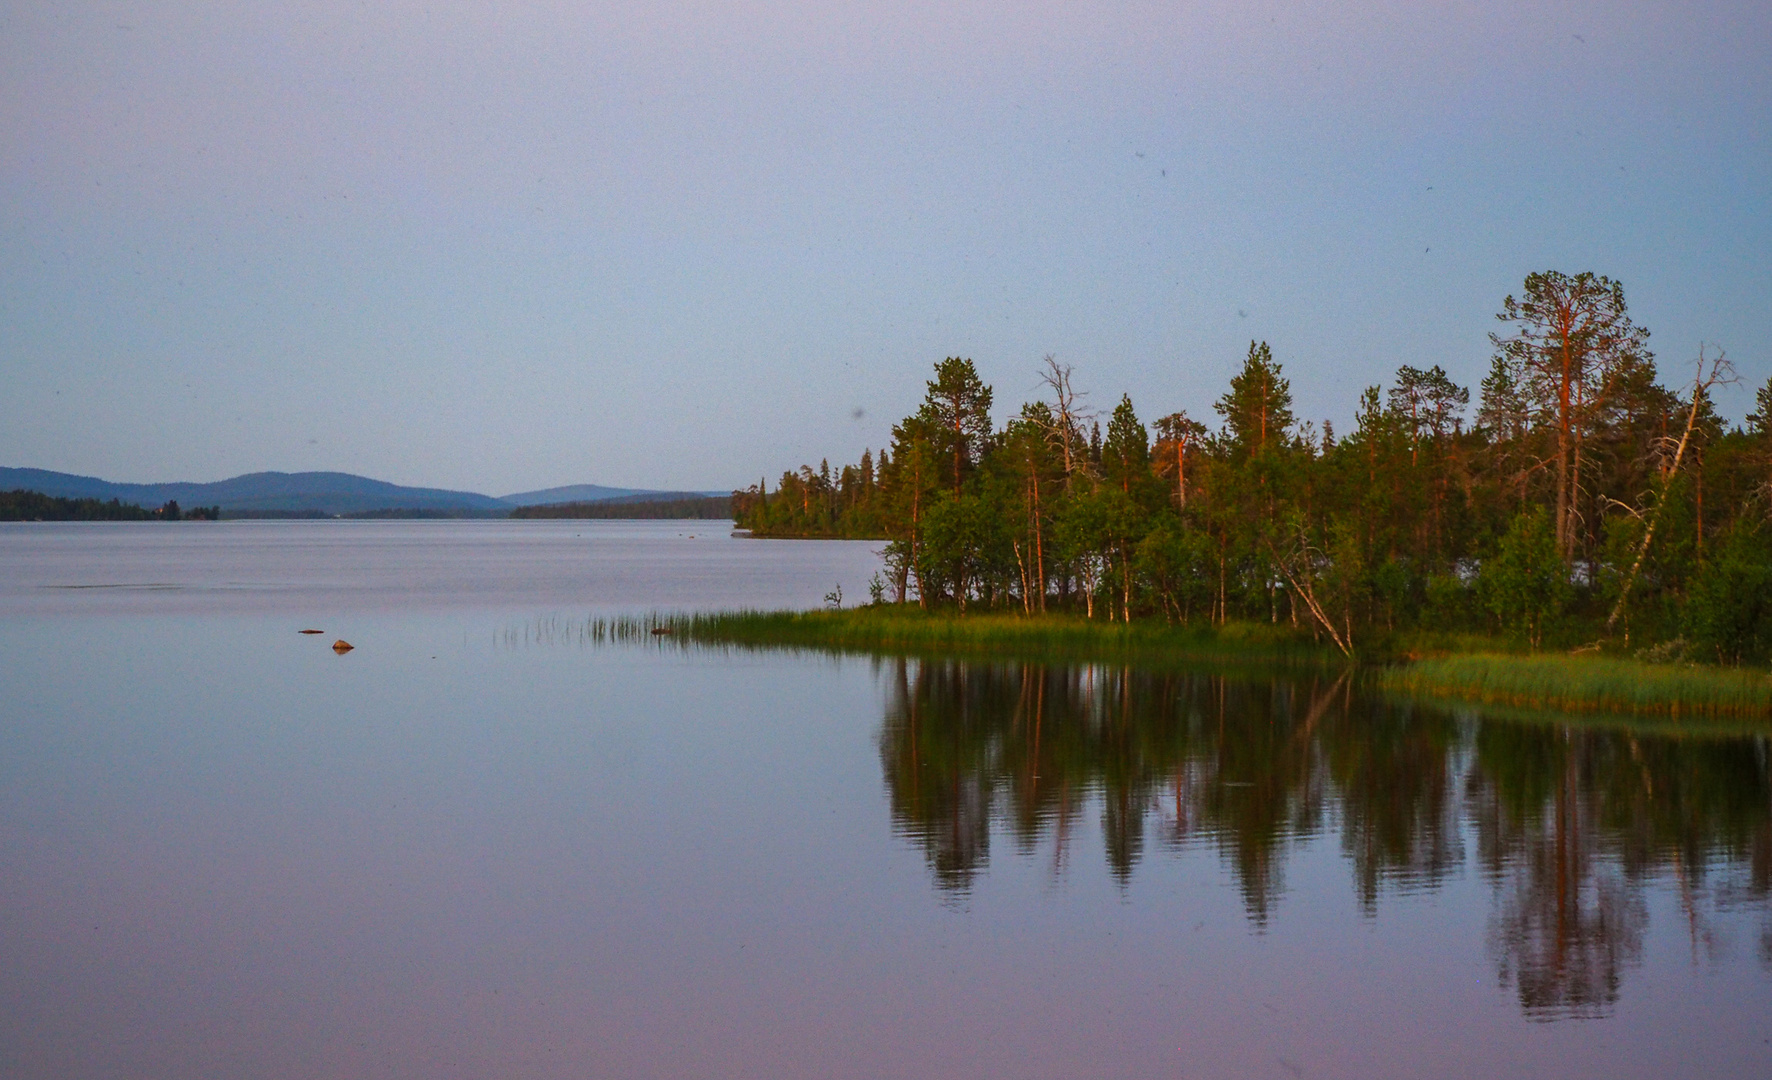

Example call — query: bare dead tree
[1267,518,1353,657]
[1039,355,1094,486]
[1605,346,1737,635]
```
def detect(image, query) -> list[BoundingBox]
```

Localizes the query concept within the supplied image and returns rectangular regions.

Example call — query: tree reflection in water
[876,657,1772,1018]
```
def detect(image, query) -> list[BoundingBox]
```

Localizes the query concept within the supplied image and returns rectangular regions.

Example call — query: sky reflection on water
[2,522,1770,1078]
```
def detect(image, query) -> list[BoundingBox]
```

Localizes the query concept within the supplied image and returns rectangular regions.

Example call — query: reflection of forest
[878,658,1772,1018]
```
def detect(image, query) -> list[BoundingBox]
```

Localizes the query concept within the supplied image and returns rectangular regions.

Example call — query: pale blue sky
[3,0,1767,492]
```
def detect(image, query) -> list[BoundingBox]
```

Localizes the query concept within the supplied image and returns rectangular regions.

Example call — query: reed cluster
[1381,653,1772,719]
[590,607,1337,668]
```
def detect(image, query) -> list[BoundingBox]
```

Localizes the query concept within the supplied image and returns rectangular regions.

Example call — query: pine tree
[1101,394,1151,494]
[1746,377,1772,440]
[1216,341,1294,459]
[1490,271,1652,561]
[918,357,994,495]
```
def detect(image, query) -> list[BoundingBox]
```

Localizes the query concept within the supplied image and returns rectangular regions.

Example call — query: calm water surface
[2,521,1768,1078]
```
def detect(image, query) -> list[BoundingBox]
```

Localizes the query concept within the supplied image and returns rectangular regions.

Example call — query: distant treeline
[340,508,509,520]
[2,490,730,521]
[219,508,508,519]
[513,495,732,519]
[735,271,1772,664]
[1,490,217,521]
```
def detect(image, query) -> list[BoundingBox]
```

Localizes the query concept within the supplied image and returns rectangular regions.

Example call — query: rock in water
[332,640,354,653]
[299,629,324,635]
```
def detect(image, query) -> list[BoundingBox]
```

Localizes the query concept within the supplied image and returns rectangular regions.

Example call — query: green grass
[1380,652,1772,720]
[590,606,1339,669]
[577,604,1772,722]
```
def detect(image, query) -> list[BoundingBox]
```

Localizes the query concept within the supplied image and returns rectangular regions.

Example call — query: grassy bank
[1380,653,1772,720]
[597,607,1338,669]
[584,604,1772,722]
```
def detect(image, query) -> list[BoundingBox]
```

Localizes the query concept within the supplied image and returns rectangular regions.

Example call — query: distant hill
[2,467,730,517]
[1,468,509,516]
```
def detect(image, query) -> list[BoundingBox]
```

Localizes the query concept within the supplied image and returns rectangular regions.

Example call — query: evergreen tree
[1746,377,1772,439]
[918,357,994,495]
[1216,341,1294,460]
[1152,411,1207,509]
[1101,394,1152,496]
[1490,271,1652,561]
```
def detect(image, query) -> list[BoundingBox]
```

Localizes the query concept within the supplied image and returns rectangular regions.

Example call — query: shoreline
[594,606,1772,722]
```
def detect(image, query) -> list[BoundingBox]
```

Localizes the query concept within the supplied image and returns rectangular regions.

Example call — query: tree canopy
[734,273,1769,660]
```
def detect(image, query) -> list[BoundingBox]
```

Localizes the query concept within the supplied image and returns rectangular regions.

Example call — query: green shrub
[1425,571,1475,622]
[1480,507,1571,650]
[1684,521,1772,665]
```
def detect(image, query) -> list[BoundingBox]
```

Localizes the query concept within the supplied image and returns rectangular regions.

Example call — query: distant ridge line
[2,467,727,517]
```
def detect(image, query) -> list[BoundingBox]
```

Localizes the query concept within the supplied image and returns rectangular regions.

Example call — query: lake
[2,520,1768,1078]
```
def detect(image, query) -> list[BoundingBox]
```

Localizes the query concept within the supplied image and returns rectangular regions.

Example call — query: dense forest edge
[725,270,1772,715]
[512,495,732,519]
[1,491,218,521]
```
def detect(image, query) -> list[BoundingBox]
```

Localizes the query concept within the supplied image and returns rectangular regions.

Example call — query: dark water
[2,522,1769,1078]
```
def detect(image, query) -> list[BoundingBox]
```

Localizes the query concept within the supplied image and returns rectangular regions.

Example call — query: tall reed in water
[589,607,1338,667]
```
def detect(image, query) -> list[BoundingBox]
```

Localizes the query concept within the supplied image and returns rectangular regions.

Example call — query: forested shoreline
[734,272,1772,665]
[0,490,218,521]
[512,495,732,519]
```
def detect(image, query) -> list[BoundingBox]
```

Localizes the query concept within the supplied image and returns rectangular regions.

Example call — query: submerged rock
[299,629,324,635]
